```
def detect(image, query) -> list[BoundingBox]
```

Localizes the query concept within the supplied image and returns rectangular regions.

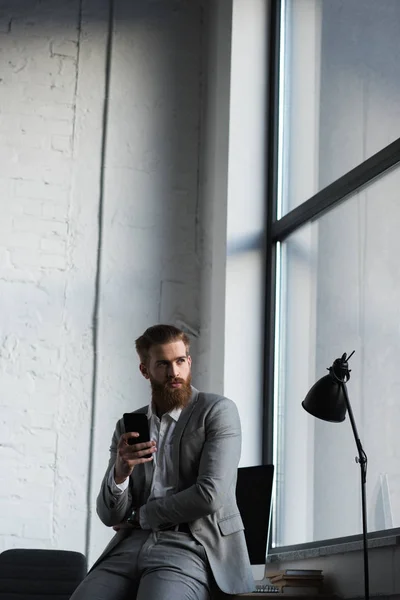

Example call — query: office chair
[0,548,87,600]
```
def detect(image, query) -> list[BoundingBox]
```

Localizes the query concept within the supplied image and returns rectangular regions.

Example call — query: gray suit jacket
[95,387,254,595]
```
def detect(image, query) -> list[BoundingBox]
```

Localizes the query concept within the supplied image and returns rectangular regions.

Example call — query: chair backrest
[0,548,87,600]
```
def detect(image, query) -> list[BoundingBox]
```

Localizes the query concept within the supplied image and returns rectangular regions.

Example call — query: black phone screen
[123,413,151,457]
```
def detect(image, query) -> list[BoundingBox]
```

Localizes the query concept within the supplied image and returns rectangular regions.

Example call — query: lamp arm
[340,381,368,481]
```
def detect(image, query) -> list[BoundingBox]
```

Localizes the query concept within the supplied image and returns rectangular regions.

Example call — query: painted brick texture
[0,0,203,565]
[0,0,86,553]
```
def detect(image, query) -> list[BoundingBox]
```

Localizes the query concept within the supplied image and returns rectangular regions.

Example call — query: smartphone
[123,412,152,458]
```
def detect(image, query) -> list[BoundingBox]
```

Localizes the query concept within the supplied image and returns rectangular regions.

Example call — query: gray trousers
[70,530,213,600]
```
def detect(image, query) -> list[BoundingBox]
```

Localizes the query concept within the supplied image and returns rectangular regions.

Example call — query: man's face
[140,341,192,410]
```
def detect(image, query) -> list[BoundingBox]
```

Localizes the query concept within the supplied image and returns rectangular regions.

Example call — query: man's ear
[188,355,192,368]
[139,363,150,379]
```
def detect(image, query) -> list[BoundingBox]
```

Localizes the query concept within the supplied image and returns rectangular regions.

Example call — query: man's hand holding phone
[114,433,156,484]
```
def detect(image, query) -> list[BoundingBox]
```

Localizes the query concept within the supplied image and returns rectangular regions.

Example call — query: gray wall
[0,0,268,566]
[90,0,204,560]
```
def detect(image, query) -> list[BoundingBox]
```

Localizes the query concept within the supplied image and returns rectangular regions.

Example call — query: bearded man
[71,324,254,600]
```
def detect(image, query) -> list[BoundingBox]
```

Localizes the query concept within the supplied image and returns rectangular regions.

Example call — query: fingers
[115,435,157,483]
[120,440,156,455]
[114,450,154,482]
[120,449,156,463]
[122,432,139,443]
[119,433,156,451]
[131,439,157,451]
[117,439,157,466]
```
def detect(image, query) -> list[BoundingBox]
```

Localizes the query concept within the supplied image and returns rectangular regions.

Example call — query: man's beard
[150,373,192,413]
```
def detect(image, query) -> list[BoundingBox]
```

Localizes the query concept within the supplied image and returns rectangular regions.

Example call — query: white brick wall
[0,0,93,555]
[0,0,204,563]
[0,0,264,569]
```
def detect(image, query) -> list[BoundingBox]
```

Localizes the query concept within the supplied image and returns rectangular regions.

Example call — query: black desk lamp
[302,351,369,600]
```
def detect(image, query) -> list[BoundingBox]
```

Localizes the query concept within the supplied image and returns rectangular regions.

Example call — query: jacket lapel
[171,387,200,488]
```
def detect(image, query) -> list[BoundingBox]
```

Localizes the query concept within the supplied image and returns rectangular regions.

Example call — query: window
[266,0,400,548]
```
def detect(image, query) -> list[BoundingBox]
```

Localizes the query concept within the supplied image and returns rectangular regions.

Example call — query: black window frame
[262,0,400,549]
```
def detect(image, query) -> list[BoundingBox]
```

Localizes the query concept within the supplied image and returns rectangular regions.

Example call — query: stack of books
[265,569,323,595]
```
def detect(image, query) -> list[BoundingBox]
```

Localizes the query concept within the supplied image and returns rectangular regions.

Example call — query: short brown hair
[135,324,190,364]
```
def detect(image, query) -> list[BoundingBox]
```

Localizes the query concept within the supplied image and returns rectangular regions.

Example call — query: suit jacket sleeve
[96,419,133,526]
[144,397,242,529]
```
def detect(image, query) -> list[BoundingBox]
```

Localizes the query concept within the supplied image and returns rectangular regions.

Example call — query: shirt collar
[147,402,182,422]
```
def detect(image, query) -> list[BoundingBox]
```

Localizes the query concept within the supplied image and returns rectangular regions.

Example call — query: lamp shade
[302,373,347,422]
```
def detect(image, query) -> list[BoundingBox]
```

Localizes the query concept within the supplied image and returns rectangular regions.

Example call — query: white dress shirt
[108,403,182,529]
